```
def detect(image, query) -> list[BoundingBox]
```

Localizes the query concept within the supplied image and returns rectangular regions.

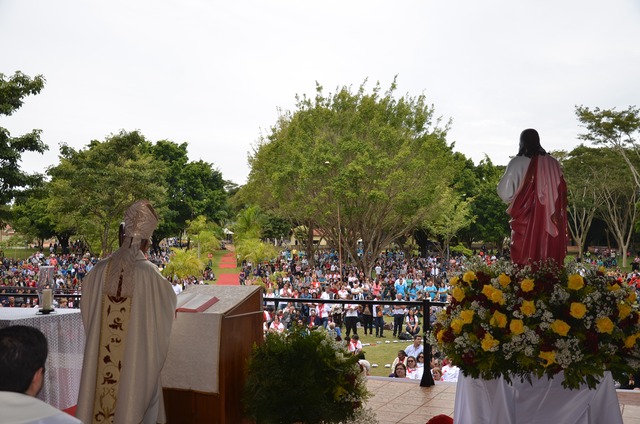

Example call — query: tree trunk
[305,223,316,268]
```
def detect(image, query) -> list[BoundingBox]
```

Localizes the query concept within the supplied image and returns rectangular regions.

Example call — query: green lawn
[350,316,424,377]
[0,247,38,260]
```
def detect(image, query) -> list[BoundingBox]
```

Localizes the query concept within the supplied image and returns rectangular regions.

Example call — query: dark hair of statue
[517,128,547,158]
[0,325,48,393]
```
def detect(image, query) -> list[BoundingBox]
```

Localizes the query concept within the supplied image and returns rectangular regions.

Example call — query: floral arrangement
[244,325,371,423]
[433,258,640,389]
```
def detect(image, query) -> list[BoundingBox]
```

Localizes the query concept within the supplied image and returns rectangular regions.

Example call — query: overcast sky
[2,0,639,185]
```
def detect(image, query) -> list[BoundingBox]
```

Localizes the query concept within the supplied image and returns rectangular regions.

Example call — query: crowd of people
[3,239,640,388]
[0,240,187,308]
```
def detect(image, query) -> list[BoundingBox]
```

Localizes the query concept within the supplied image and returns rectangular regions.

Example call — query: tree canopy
[47,130,166,255]
[577,105,640,188]
[0,71,48,220]
[239,79,458,275]
[148,140,229,247]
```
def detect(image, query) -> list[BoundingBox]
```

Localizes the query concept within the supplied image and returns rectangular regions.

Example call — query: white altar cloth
[0,308,84,410]
[454,371,622,424]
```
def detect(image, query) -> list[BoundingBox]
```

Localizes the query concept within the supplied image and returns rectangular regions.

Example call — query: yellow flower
[452,287,466,302]
[481,333,499,351]
[449,276,460,287]
[539,350,556,367]
[520,278,535,292]
[509,319,525,335]
[490,310,507,328]
[618,303,632,320]
[624,334,638,349]
[520,300,536,317]
[498,273,511,288]
[609,283,621,292]
[460,309,475,324]
[436,329,445,343]
[482,285,494,298]
[451,319,464,334]
[550,320,571,337]
[567,274,585,290]
[570,302,587,319]
[490,288,505,305]
[627,291,637,304]
[596,316,614,334]
[463,271,477,284]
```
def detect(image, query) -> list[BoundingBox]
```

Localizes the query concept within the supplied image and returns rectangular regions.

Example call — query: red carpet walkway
[216,251,240,285]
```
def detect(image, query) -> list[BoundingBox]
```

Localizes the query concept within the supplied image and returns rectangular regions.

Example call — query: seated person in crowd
[308,308,322,327]
[441,358,460,382]
[431,367,443,381]
[269,315,285,333]
[416,352,426,368]
[406,356,423,380]
[391,350,408,371]
[326,321,341,341]
[404,334,424,359]
[358,359,371,376]
[348,334,363,357]
[405,308,421,336]
[390,362,408,378]
[0,325,81,423]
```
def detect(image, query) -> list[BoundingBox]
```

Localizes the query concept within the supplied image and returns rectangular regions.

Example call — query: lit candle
[42,289,53,311]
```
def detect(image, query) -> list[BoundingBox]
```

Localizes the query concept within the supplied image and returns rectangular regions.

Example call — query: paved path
[216,250,240,285]
[365,378,640,423]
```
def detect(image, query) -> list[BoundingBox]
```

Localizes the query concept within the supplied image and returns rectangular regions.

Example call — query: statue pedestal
[454,372,622,424]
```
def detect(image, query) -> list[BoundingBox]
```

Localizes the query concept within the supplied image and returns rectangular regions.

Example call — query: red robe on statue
[507,155,568,266]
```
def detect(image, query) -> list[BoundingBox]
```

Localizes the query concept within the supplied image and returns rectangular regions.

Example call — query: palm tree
[162,248,204,280]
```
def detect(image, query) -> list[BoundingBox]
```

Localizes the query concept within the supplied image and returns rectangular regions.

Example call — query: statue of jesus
[497,129,568,267]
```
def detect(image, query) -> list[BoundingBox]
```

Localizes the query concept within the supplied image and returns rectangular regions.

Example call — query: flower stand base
[453,371,622,424]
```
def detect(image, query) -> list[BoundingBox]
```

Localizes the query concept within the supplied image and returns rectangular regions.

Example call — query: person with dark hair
[391,349,408,371]
[0,325,81,423]
[497,129,568,266]
[390,362,408,378]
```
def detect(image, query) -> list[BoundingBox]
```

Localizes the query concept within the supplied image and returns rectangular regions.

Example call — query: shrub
[244,325,370,423]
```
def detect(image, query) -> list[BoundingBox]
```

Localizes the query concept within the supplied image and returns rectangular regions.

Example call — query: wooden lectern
[162,285,263,423]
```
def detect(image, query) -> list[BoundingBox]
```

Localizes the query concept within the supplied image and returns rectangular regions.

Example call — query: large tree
[11,183,56,249]
[594,148,639,267]
[240,80,456,275]
[47,130,167,255]
[457,156,510,250]
[425,189,475,259]
[576,105,640,188]
[556,146,603,258]
[0,71,48,220]
[148,140,229,246]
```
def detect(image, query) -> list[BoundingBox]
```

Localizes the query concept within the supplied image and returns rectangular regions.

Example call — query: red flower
[476,272,491,284]
[462,352,476,366]
[426,414,453,424]
[585,331,599,354]
[442,329,456,344]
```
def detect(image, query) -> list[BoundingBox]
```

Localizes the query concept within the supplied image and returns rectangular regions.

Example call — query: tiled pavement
[365,377,640,424]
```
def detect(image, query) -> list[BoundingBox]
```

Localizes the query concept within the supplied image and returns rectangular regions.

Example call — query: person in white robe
[76,200,176,424]
[0,325,82,424]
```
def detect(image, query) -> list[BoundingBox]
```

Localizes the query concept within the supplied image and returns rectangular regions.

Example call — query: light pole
[325,161,342,281]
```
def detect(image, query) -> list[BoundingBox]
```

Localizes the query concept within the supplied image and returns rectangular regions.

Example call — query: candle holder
[37,308,55,315]
[37,266,56,312]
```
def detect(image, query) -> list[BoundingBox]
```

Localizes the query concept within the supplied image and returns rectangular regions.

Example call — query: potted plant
[244,325,371,423]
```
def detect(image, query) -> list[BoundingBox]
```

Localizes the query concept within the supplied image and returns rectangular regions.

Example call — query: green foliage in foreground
[244,325,370,424]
